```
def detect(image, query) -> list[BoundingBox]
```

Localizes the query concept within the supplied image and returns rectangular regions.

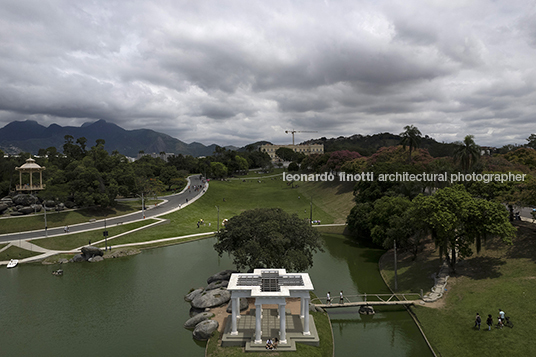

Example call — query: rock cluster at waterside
[70,246,104,263]
[183,269,244,341]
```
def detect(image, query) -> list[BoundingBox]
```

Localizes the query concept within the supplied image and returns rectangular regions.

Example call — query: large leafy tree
[214,208,323,272]
[454,135,481,173]
[413,185,515,272]
[400,125,422,163]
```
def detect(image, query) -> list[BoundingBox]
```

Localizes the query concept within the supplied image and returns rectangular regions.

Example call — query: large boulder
[88,256,104,263]
[205,280,229,291]
[0,203,8,213]
[81,246,104,259]
[64,201,76,209]
[184,312,214,329]
[207,270,237,284]
[13,194,37,206]
[43,200,55,208]
[0,197,13,206]
[70,254,86,262]
[192,320,219,341]
[31,204,42,213]
[191,288,231,309]
[184,288,204,302]
[226,298,249,313]
[189,306,207,318]
[18,206,35,215]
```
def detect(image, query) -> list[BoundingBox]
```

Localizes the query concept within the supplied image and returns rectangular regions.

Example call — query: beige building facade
[260,144,324,162]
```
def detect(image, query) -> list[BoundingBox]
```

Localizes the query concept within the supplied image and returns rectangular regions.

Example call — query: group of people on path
[474,309,507,330]
[326,290,344,305]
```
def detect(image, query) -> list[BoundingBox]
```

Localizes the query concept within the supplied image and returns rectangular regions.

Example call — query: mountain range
[0,120,236,157]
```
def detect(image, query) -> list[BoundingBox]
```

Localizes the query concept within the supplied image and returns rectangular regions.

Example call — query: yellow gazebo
[15,158,46,191]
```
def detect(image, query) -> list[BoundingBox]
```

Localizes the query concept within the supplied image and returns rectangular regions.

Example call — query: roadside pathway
[0,175,208,265]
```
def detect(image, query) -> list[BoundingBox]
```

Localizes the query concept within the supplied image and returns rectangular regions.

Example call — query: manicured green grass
[0,243,8,251]
[29,219,158,250]
[0,245,42,260]
[107,178,353,246]
[0,200,160,234]
[381,221,536,356]
[206,311,333,357]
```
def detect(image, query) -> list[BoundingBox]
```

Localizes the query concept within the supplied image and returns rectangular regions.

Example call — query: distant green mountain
[0,119,219,157]
[303,132,458,157]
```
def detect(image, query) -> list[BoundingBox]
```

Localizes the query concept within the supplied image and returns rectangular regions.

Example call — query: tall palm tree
[454,135,481,173]
[400,125,422,163]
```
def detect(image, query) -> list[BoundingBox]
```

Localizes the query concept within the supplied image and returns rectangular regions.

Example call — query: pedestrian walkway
[0,175,209,266]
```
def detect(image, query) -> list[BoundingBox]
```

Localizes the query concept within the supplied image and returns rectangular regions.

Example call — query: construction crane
[285,130,318,145]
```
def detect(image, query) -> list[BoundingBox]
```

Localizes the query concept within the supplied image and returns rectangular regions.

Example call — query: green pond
[0,234,432,356]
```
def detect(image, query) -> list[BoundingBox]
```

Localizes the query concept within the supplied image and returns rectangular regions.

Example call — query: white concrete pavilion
[223,269,318,351]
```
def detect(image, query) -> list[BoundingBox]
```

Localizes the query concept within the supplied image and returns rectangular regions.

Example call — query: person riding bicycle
[498,309,506,328]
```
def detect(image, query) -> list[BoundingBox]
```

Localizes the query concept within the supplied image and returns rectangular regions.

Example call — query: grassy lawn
[0,200,160,234]
[381,221,536,356]
[106,177,354,246]
[29,219,158,250]
[0,245,43,260]
[0,243,8,251]
[206,310,333,357]
[380,241,442,296]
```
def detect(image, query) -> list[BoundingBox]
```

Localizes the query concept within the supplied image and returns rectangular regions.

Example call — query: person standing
[486,314,493,330]
[474,313,481,330]
[326,291,331,305]
[339,290,344,304]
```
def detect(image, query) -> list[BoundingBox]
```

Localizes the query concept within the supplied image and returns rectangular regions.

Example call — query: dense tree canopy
[214,208,323,272]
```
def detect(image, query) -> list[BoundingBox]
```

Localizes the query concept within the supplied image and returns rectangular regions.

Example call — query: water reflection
[0,235,432,357]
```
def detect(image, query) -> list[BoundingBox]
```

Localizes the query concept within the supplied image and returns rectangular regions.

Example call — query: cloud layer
[1,0,535,148]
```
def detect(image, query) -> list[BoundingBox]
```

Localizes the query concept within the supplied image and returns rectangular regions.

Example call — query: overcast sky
[1,0,535,148]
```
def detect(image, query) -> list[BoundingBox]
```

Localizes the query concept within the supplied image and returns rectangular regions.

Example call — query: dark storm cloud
[1,0,536,148]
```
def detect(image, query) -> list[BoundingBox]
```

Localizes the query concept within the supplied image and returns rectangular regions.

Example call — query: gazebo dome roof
[16,158,45,171]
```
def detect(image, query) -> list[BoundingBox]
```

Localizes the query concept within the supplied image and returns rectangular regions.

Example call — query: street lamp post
[394,239,398,292]
[103,216,108,250]
[310,196,313,226]
[136,193,145,219]
[43,202,48,237]
[216,206,220,232]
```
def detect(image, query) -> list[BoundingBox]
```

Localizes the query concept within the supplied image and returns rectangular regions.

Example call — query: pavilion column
[254,302,262,343]
[40,170,43,189]
[300,297,305,318]
[279,303,287,344]
[231,297,238,335]
[19,171,22,189]
[303,296,311,335]
[29,171,33,188]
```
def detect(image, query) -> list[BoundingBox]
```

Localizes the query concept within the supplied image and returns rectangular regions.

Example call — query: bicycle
[497,316,513,328]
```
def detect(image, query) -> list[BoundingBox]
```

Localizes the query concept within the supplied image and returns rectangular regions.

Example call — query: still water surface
[0,234,432,357]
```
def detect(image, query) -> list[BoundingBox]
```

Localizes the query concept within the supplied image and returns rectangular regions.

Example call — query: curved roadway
[0,175,206,244]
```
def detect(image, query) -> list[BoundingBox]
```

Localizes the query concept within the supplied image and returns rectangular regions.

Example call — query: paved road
[0,175,207,244]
